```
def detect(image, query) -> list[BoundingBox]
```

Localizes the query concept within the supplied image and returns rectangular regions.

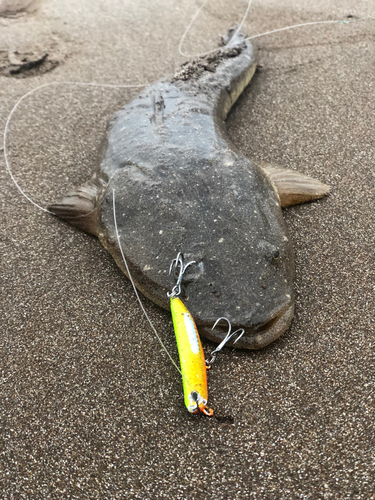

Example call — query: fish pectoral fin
[260,163,330,207]
[48,178,101,236]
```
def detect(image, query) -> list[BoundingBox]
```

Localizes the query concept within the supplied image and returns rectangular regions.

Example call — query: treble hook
[206,317,245,367]
[167,252,196,298]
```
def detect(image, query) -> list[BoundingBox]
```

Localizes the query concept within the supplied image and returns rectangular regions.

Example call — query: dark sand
[1,0,374,498]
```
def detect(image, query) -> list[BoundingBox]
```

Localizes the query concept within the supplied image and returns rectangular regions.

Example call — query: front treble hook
[167,252,196,298]
[206,317,245,368]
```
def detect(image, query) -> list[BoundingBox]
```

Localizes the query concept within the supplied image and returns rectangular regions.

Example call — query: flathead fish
[49,26,329,349]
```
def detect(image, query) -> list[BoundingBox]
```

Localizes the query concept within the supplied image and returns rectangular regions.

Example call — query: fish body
[49,26,328,349]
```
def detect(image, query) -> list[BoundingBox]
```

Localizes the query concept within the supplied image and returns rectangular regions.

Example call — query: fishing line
[178,0,362,58]
[245,19,354,42]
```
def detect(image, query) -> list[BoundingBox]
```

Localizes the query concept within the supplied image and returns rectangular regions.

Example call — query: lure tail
[170,296,213,416]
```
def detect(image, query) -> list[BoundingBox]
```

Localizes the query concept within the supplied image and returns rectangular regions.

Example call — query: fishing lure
[168,253,213,416]
[168,253,249,416]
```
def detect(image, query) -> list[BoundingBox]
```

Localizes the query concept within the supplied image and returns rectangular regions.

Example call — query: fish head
[161,156,296,350]
[99,153,294,350]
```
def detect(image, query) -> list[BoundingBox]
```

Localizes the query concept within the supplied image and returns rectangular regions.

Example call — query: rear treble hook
[167,252,196,298]
[206,317,245,368]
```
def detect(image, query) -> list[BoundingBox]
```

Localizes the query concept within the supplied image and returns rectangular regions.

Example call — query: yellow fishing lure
[168,253,213,416]
[170,296,212,415]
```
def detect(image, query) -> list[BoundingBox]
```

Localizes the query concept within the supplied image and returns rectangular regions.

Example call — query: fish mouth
[199,302,295,350]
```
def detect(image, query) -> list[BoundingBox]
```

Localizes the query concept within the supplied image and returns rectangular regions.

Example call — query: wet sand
[1,0,374,497]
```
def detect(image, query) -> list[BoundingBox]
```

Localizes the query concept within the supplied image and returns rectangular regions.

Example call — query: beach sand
[1,0,374,497]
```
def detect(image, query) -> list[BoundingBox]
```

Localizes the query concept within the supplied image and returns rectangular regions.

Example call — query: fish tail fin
[48,178,101,236]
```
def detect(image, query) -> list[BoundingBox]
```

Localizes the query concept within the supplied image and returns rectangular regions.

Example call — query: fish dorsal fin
[48,178,101,236]
[261,163,330,207]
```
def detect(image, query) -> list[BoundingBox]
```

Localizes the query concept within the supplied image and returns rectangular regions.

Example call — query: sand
[0,0,374,497]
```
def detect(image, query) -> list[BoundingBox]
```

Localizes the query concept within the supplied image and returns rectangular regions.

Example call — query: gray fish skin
[49,27,295,349]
